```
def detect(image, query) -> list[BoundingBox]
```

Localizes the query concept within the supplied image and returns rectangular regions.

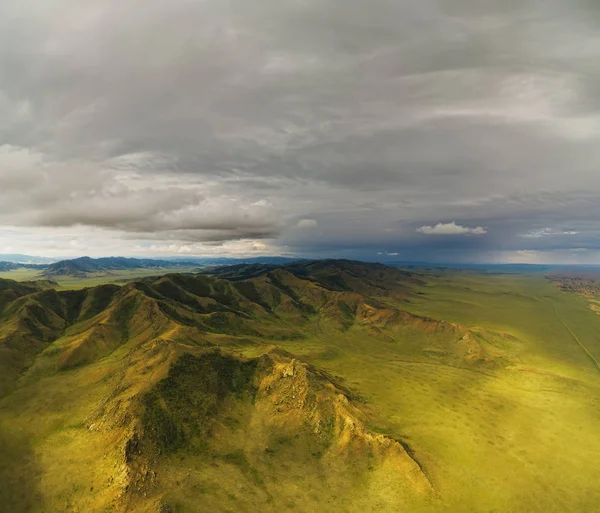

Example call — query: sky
[1,0,600,263]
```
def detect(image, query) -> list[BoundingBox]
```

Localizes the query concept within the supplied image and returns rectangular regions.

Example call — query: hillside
[1,261,600,512]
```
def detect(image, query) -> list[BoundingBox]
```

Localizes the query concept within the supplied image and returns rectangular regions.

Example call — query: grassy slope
[0,267,599,512]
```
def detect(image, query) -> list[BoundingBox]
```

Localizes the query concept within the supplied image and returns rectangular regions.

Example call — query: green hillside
[0,261,599,512]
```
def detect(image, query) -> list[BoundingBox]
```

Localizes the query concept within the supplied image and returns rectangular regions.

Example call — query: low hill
[1,261,599,512]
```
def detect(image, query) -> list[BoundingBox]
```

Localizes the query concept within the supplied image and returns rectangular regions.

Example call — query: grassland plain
[0,262,599,512]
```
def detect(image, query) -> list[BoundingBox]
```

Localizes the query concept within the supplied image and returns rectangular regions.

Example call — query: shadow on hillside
[0,427,42,512]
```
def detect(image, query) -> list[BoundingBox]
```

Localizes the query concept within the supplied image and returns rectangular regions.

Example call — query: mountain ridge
[42,256,201,278]
[3,260,586,512]
[0,260,510,399]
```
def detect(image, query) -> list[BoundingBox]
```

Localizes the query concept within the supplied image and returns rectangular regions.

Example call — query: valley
[0,257,202,291]
[0,261,599,512]
[0,267,200,291]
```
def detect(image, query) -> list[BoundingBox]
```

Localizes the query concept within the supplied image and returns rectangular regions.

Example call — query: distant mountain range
[40,256,202,278]
[0,255,305,278]
[160,256,304,266]
[0,253,57,264]
[0,261,23,272]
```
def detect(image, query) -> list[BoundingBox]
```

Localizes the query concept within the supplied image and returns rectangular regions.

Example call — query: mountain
[0,260,470,511]
[0,254,57,264]
[0,261,48,271]
[162,256,304,266]
[1,260,599,512]
[200,258,419,285]
[199,262,283,280]
[1,255,304,279]
[0,261,47,271]
[42,256,200,277]
[0,261,20,271]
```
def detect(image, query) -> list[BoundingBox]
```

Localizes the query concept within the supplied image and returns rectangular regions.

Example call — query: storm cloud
[1,0,600,262]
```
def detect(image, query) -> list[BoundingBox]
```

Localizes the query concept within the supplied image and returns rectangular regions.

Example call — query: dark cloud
[1,0,600,261]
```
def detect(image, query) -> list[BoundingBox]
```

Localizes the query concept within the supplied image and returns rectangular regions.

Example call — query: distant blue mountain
[43,256,200,277]
[160,256,305,266]
[0,254,57,264]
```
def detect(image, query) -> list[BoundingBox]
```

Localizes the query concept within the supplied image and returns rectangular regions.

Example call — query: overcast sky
[1,0,600,262]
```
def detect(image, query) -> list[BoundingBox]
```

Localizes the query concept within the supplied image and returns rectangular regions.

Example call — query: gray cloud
[1,0,600,261]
